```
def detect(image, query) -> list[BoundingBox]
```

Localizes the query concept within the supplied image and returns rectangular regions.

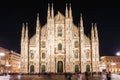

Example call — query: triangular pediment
[55,11,65,23]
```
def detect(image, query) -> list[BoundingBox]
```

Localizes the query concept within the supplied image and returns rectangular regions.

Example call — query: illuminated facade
[0,47,21,73]
[0,47,9,74]
[100,56,120,73]
[8,51,21,73]
[21,4,100,73]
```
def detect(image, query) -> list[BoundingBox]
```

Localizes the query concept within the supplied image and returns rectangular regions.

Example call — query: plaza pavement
[111,74,120,80]
[0,73,120,80]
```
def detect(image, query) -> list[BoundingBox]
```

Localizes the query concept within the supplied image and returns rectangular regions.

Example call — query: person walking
[17,73,21,80]
[66,73,72,80]
[77,71,82,80]
[85,71,89,80]
[101,71,106,80]
[107,71,111,80]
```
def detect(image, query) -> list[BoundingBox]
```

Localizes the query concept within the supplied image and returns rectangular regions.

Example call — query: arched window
[42,41,45,48]
[42,53,45,59]
[74,41,78,48]
[58,43,62,50]
[58,26,62,36]
[31,53,34,59]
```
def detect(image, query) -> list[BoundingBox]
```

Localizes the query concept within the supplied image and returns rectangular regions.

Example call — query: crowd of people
[101,71,111,80]
[0,71,112,80]
[76,71,112,80]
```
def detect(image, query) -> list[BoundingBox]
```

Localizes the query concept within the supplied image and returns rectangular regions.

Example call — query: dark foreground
[7,73,101,80]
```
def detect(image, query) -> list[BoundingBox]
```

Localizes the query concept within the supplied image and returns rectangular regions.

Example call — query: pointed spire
[51,3,54,18]
[80,13,84,32]
[65,3,68,18]
[47,3,50,18]
[26,22,28,31]
[36,13,40,34]
[80,13,83,27]
[91,23,94,39]
[36,13,40,27]
[94,23,98,40]
[21,23,25,39]
[69,3,72,18]
[25,22,28,39]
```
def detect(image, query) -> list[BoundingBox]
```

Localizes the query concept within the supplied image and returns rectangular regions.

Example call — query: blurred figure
[106,71,111,80]
[101,71,106,80]
[85,71,89,80]
[68,73,72,80]
[18,74,21,80]
[77,71,82,80]
[6,73,10,80]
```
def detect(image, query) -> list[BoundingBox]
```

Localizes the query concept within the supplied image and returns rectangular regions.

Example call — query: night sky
[0,0,120,56]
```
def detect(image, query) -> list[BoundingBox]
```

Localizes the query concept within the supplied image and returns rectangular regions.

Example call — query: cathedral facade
[20,4,100,73]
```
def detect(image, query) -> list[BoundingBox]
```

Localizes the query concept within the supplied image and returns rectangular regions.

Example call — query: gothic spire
[65,3,68,18]
[80,13,83,27]
[36,13,40,28]
[94,23,98,41]
[25,22,28,40]
[69,3,72,18]
[91,23,94,40]
[36,13,40,35]
[21,23,25,39]
[51,3,54,18]
[91,23,95,42]
[80,13,84,31]
[47,3,50,18]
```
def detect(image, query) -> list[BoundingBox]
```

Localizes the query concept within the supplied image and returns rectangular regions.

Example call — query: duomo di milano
[21,3,99,73]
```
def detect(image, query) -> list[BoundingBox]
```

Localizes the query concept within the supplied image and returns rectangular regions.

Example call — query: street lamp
[0,53,5,63]
[116,52,120,56]
[0,52,5,74]
[0,52,5,56]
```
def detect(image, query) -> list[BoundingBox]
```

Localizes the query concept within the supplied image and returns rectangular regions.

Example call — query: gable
[55,11,65,24]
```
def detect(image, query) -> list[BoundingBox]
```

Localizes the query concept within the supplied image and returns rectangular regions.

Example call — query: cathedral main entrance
[57,61,63,72]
